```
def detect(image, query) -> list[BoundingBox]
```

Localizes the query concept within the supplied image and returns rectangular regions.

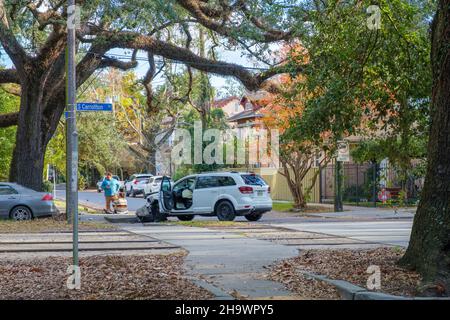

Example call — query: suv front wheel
[215,201,236,221]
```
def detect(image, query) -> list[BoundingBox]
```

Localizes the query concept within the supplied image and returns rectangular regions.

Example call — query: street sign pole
[334,159,343,212]
[334,140,348,212]
[66,0,79,267]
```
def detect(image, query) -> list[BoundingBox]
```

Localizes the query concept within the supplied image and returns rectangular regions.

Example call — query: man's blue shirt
[101,178,120,197]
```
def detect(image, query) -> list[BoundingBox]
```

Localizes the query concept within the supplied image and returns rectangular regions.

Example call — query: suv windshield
[241,174,267,186]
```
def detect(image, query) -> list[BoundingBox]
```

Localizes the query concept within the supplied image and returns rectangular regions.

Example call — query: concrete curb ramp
[186,277,235,300]
[300,270,450,300]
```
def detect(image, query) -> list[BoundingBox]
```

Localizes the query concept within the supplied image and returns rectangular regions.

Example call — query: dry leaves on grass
[269,247,422,299]
[0,253,213,300]
[269,261,340,300]
[0,218,116,234]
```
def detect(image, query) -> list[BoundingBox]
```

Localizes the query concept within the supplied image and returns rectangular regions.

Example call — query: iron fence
[320,161,423,207]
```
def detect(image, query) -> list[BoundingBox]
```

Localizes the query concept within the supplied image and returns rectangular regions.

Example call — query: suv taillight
[239,186,254,194]
[268,186,271,194]
[134,180,138,184]
[42,194,53,201]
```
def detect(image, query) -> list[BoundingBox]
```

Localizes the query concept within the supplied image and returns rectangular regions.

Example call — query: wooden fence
[224,168,320,202]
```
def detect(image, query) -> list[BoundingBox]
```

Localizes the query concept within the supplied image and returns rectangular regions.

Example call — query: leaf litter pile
[269,247,421,299]
[0,253,213,300]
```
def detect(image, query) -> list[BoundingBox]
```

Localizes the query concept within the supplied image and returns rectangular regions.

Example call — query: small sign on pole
[77,102,113,112]
[337,140,350,162]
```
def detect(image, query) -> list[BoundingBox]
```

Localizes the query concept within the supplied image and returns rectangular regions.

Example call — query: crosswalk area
[0,230,180,259]
[269,220,412,248]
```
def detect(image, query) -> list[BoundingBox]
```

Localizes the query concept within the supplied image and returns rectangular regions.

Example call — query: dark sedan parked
[0,183,58,221]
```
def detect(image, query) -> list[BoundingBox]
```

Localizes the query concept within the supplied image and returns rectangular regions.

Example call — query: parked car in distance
[143,176,173,198]
[138,172,272,222]
[97,175,124,192]
[125,174,153,197]
[0,183,58,221]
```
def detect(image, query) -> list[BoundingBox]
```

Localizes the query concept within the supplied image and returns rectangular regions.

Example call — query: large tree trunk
[10,80,46,191]
[400,0,450,296]
[9,78,62,191]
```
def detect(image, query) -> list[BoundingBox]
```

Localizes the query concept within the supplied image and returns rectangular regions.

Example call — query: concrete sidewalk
[300,203,415,220]
[120,223,300,299]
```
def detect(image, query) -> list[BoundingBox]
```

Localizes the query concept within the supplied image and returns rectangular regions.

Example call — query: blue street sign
[76,102,113,112]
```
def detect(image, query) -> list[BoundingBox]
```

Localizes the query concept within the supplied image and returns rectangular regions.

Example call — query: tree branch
[99,56,138,70]
[93,31,289,91]
[175,0,292,42]
[26,1,63,31]
[0,69,20,84]
[1,84,21,96]
[0,0,29,70]
[0,112,18,127]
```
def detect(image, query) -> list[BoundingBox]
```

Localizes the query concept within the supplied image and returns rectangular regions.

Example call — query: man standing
[101,172,120,213]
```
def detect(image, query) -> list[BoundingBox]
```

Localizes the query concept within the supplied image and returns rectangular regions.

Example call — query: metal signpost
[335,140,349,212]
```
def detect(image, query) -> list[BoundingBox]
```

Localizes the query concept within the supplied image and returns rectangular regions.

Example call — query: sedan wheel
[10,206,32,221]
[216,201,236,221]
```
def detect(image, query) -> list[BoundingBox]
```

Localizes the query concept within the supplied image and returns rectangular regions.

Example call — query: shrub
[42,181,54,193]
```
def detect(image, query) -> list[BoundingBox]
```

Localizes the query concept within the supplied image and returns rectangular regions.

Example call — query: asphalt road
[57,189,147,211]
[57,189,413,247]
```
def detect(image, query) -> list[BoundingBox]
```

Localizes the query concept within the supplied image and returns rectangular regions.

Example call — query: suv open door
[159,176,174,213]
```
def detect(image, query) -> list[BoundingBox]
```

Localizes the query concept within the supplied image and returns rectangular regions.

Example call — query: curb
[104,216,139,224]
[299,270,450,300]
[187,277,235,300]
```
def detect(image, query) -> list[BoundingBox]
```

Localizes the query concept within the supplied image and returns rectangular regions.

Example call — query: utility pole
[66,0,79,267]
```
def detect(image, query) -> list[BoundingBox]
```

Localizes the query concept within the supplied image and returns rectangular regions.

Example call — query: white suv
[137,172,272,222]
[125,174,153,197]
[143,176,172,197]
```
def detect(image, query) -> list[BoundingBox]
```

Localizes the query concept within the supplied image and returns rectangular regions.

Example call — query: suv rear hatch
[240,174,270,200]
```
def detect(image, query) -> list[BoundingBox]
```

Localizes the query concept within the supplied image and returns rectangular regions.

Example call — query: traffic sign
[337,140,350,162]
[76,102,113,112]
